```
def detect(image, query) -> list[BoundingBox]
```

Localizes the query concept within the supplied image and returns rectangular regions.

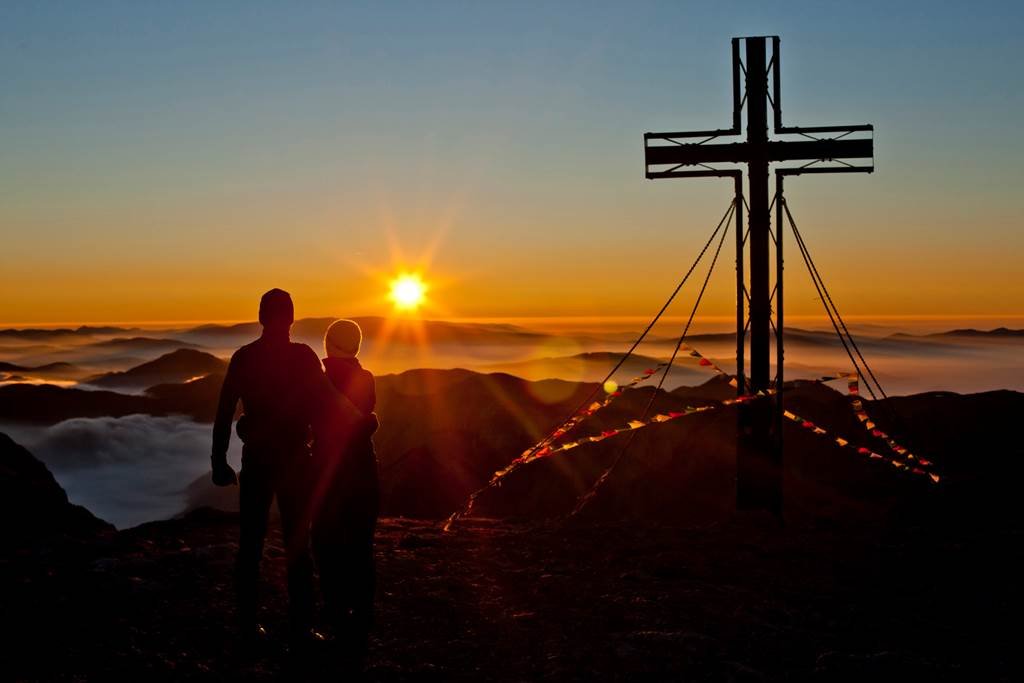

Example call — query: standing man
[210,288,341,649]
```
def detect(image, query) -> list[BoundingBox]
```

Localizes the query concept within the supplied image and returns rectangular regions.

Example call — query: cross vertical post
[643,36,874,516]
[746,36,771,395]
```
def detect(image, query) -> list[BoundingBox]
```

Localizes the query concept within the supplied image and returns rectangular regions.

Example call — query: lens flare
[389,273,427,311]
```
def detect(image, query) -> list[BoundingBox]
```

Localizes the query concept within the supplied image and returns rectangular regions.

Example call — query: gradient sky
[2,1,1022,324]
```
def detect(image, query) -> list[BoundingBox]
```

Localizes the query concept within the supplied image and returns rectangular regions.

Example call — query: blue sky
[2,1,1022,322]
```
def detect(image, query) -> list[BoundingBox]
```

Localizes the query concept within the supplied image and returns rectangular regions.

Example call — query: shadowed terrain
[2,322,1023,679]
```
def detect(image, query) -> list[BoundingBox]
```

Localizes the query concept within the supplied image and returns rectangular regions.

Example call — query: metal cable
[512,199,739,465]
[784,200,888,399]
[572,203,734,515]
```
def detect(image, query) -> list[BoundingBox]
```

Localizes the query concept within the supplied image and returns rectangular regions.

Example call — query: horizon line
[2,313,1024,330]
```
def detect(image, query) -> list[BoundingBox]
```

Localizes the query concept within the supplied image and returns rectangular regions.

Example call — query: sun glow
[389,273,428,311]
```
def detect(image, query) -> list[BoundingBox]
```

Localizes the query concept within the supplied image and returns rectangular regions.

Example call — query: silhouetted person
[310,319,380,664]
[211,288,325,649]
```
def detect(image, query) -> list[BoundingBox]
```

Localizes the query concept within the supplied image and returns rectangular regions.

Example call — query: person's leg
[275,456,315,638]
[236,454,274,631]
[312,493,348,636]
[350,508,378,638]
[343,475,380,662]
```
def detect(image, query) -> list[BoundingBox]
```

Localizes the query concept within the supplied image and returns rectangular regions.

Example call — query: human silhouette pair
[211,288,379,665]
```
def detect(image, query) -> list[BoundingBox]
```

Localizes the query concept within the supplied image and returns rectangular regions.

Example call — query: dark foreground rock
[0,433,112,542]
[0,508,1019,681]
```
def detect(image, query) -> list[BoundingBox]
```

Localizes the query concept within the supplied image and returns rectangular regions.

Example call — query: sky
[2,1,1022,325]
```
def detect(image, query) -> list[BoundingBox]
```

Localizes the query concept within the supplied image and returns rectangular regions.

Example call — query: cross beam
[643,36,873,516]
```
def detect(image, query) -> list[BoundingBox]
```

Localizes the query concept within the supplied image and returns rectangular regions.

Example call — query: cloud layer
[7,415,242,529]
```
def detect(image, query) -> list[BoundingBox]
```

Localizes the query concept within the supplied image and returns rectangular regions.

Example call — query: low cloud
[7,415,242,529]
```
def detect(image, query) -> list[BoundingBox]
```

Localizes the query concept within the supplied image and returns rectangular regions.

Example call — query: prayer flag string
[442,343,939,532]
[782,407,940,483]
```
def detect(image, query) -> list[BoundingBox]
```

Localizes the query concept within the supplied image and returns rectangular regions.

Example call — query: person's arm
[211,353,241,486]
[357,371,379,437]
[364,372,376,414]
[302,347,362,423]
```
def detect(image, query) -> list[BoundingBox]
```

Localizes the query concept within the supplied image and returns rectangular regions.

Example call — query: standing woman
[311,319,381,666]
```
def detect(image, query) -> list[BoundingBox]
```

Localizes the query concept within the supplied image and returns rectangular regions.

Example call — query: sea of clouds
[4,415,242,529]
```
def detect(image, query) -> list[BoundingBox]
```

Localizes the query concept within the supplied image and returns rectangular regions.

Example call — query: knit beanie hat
[324,319,362,358]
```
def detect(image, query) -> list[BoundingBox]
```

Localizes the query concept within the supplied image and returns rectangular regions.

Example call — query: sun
[388,273,427,311]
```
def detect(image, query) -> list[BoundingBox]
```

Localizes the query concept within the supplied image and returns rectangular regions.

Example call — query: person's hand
[211,456,238,487]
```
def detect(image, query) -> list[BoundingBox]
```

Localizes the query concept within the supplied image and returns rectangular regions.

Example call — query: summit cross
[644,36,874,514]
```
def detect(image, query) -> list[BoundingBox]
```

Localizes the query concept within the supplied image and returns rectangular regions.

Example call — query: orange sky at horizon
[3,201,1022,326]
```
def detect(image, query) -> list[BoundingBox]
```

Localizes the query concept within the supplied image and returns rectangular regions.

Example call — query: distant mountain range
[480,352,715,389]
[0,361,80,376]
[86,349,227,389]
[6,361,1023,527]
[0,325,144,341]
[84,337,199,352]
[893,328,1024,339]
[178,316,555,349]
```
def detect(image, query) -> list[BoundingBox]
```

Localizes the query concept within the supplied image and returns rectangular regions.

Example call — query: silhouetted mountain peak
[0,433,112,541]
[87,349,227,389]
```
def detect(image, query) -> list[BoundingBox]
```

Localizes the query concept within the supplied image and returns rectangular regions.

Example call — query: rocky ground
[3,380,1023,680]
[3,508,1020,681]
